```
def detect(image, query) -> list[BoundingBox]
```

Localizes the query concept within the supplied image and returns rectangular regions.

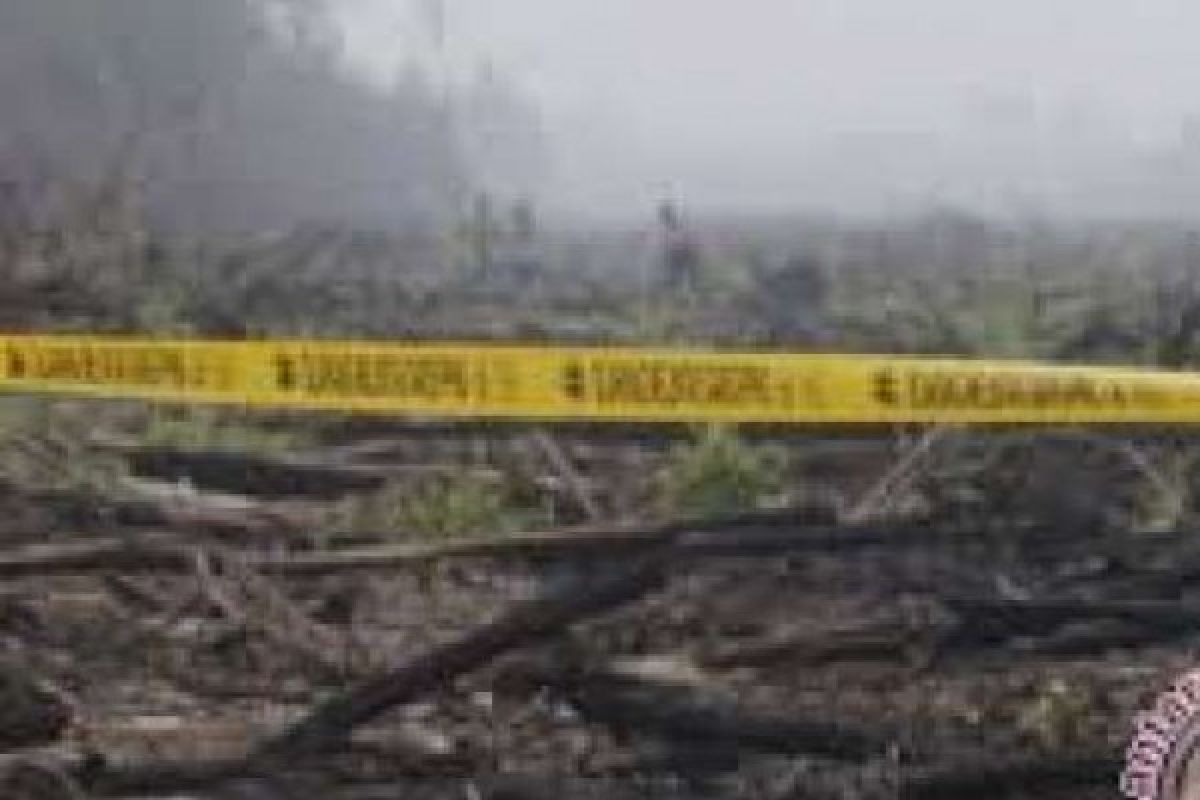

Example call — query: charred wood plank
[0,536,191,578]
[111,446,389,499]
[559,677,884,760]
[898,751,1115,800]
[248,551,670,761]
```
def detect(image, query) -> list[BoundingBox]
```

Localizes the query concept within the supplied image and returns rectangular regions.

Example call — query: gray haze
[341,0,1200,221]
[0,0,544,233]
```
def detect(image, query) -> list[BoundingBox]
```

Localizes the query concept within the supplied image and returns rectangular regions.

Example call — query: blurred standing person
[471,191,495,276]
[505,196,543,292]
[657,198,700,294]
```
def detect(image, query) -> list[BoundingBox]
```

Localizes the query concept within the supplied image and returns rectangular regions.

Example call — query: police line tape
[2,334,1200,424]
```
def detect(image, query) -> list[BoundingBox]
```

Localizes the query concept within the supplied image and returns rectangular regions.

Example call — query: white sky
[337,0,1200,219]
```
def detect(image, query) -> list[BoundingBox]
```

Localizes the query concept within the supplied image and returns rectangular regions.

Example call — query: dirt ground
[0,425,1195,800]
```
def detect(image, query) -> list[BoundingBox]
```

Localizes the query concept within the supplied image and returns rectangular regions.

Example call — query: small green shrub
[659,425,787,519]
[1013,678,1094,749]
[330,473,540,541]
[1128,446,1200,533]
[136,408,306,454]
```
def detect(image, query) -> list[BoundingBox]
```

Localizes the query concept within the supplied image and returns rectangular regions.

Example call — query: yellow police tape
[2,334,1200,424]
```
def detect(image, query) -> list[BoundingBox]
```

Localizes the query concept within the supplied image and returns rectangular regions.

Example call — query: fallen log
[0,506,843,577]
[248,550,670,760]
[700,624,917,669]
[0,512,1185,580]
[0,535,191,578]
[83,756,248,797]
[0,530,659,578]
[91,442,399,499]
[0,482,298,541]
[1008,619,1179,656]
[898,751,1115,799]
[941,598,1200,645]
[542,672,885,761]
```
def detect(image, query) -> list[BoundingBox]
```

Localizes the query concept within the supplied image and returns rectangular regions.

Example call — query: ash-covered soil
[0,428,1195,800]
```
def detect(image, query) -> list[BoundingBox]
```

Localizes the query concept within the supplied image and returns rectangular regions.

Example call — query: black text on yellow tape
[272,351,473,401]
[557,357,808,410]
[1,339,232,395]
[1,335,1200,424]
[871,365,1170,412]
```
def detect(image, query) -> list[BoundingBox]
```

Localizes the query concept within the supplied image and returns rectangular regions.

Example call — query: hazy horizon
[336,0,1200,222]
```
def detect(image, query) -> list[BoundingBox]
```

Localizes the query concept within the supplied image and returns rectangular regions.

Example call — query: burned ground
[0,418,1192,800]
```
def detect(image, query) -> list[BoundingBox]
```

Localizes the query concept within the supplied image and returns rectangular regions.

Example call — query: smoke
[0,0,544,233]
[8,0,1199,228]
[340,0,1200,222]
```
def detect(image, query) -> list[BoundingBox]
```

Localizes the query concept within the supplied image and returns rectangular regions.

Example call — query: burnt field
[1,211,1200,799]
[0,415,1197,799]
[5,184,1200,800]
[12,1,1200,796]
